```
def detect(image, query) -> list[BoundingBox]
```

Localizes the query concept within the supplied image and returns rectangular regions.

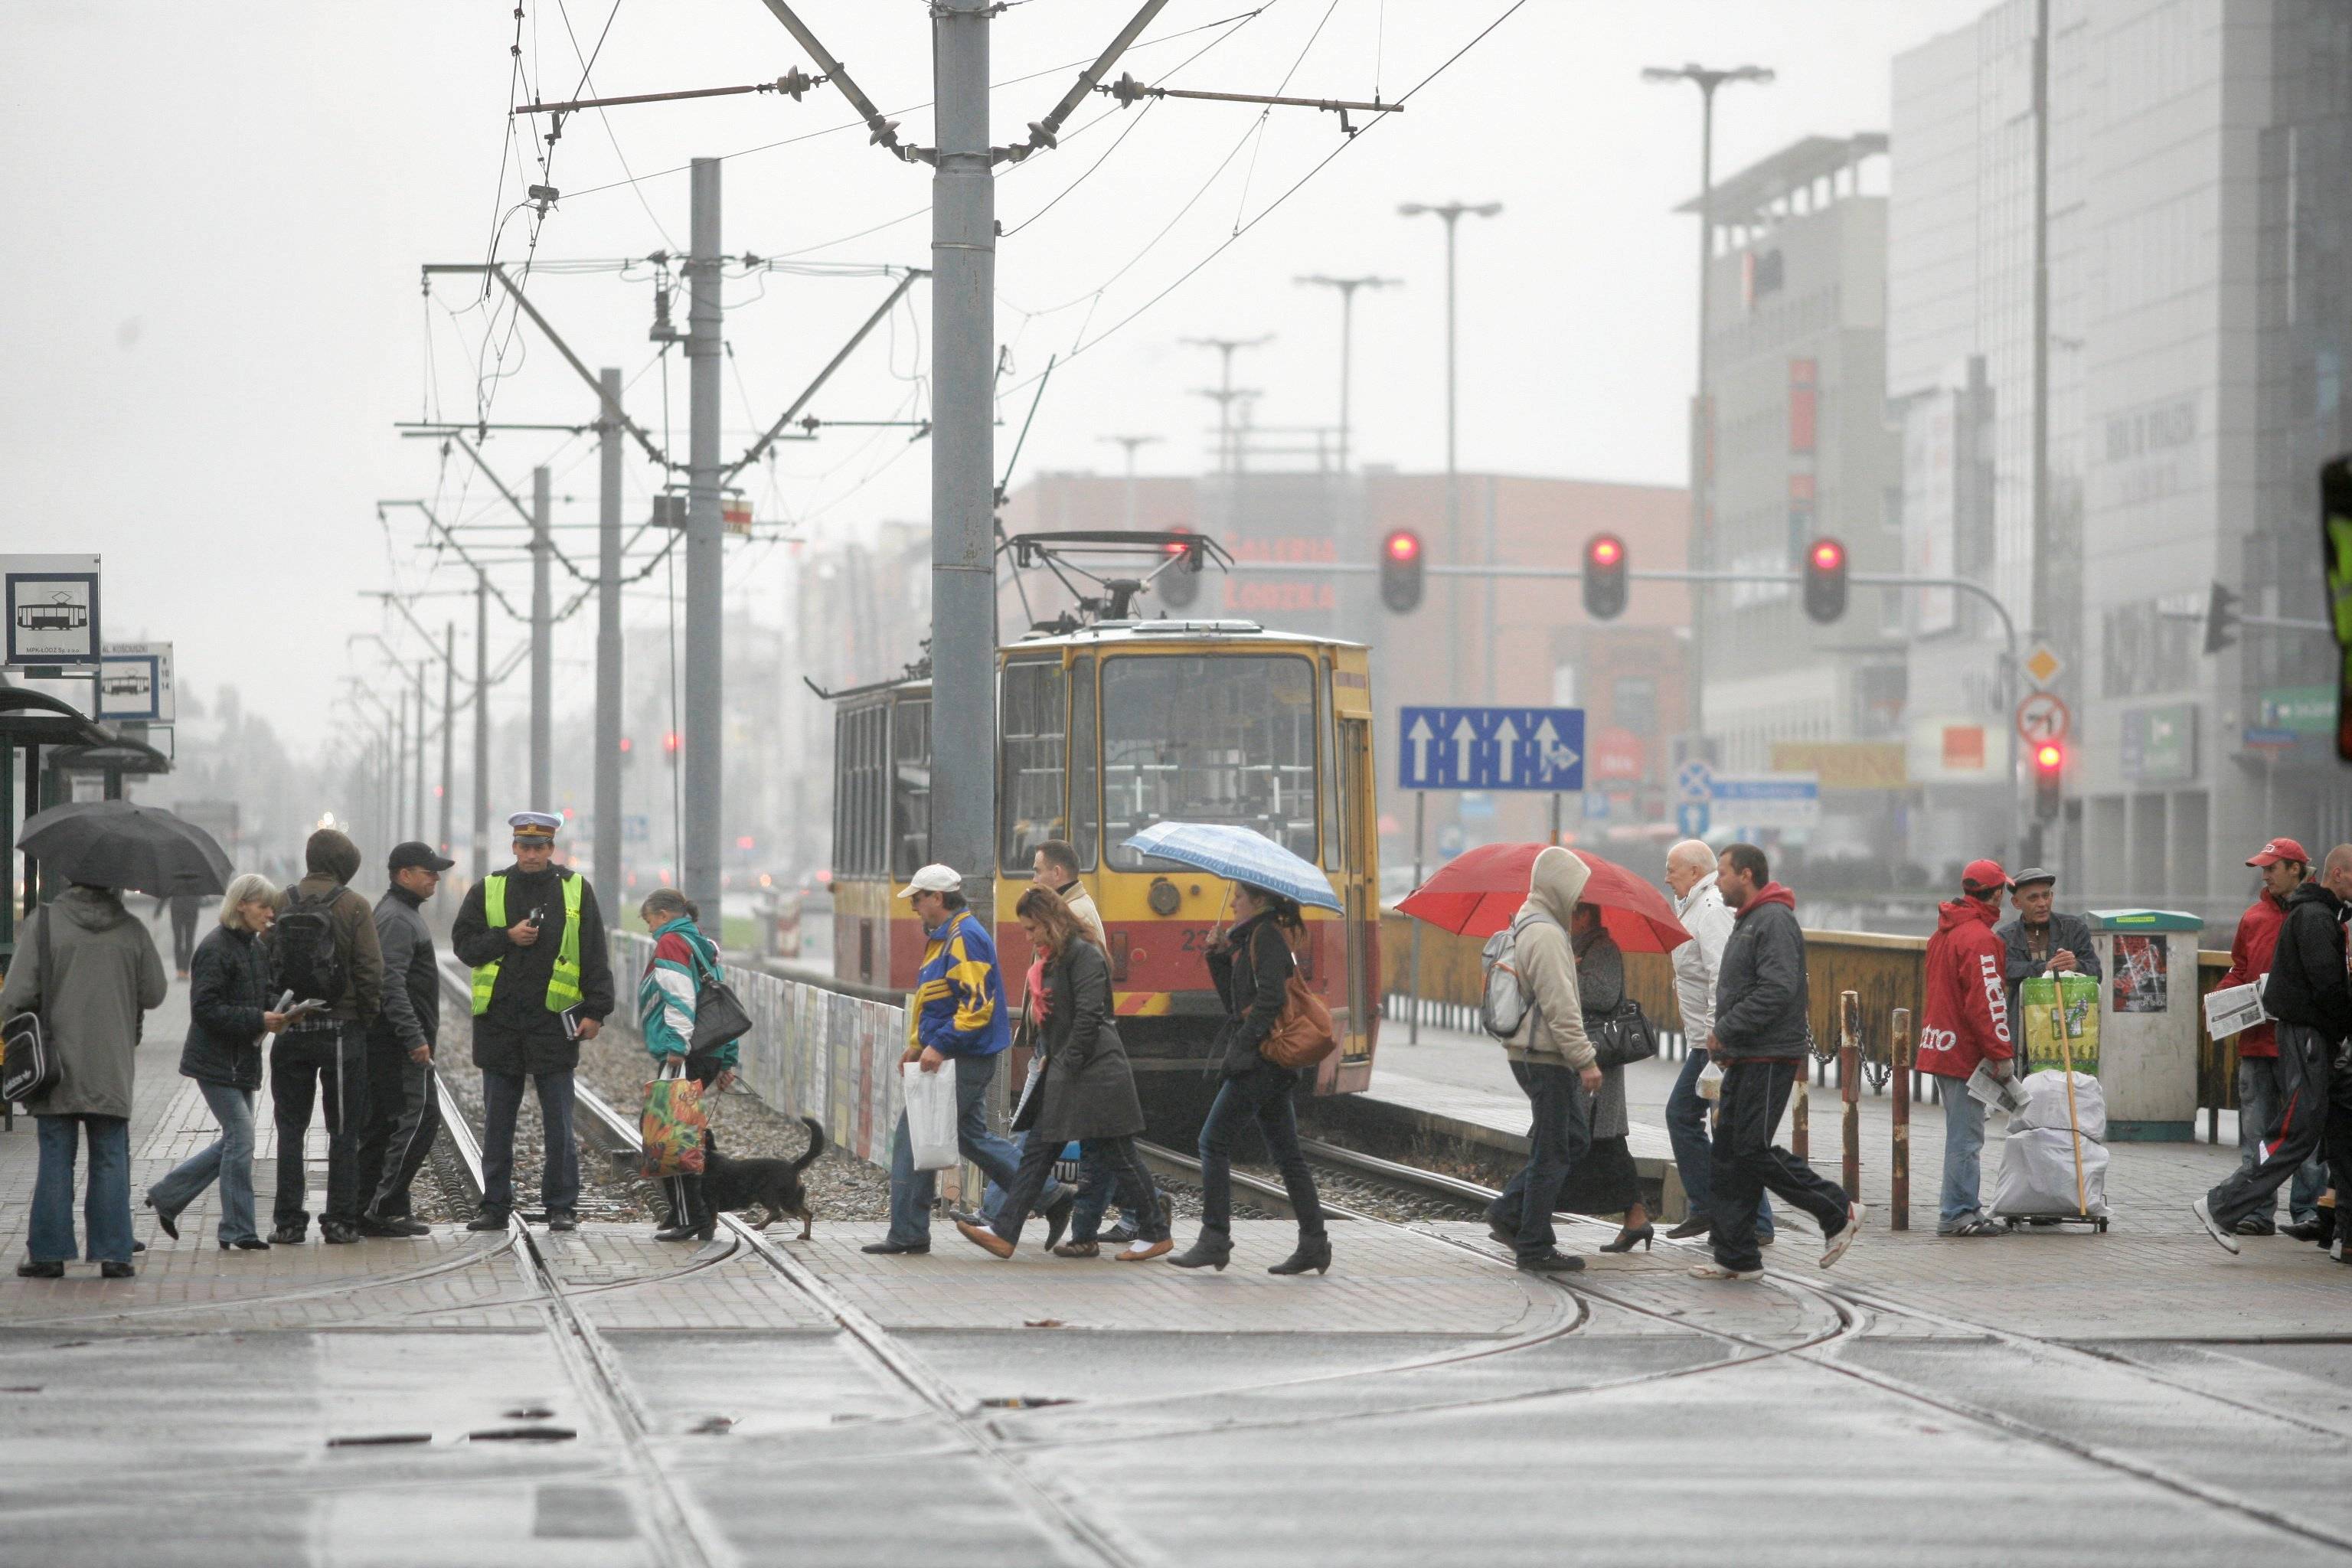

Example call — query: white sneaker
[1820,1202,1864,1269]
[2190,1197,2240,1256]
[1690,1260,1764,1282]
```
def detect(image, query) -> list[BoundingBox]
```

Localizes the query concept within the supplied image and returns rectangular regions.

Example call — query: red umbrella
[1398,842,1691,952]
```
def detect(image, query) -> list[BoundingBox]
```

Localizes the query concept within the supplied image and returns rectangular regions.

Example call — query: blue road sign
[1675,760,1713,803]
[1398,706,1584,792]
[1676,801,1710,837]
[1583,789,1609,820]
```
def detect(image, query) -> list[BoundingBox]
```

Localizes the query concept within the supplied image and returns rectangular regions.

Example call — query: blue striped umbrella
[1119,822,1342,913]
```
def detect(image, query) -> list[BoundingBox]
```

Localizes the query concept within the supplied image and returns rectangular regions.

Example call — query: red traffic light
[1810,539,1845,571]
[1380,529,1425,612]
[1589,535,1623,567]
[2034,742,2063,771]
[1385,530,1422,563]
[1582,532,1628,619]
[618,736,632,753]
[662,731,681,754]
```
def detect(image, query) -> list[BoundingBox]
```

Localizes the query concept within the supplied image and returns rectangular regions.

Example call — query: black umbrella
[18,800,235,897]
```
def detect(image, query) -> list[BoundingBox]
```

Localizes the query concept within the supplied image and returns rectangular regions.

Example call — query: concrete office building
[1890,0,2352,923]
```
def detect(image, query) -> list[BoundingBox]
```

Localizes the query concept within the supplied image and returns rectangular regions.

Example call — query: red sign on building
[1592,726,1645,782]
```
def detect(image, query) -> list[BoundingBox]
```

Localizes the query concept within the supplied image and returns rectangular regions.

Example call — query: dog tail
[789,1115,827,1174]
[701,1126,716,1154]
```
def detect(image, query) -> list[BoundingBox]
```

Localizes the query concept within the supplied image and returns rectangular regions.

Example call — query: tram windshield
[1100,653,1319,871]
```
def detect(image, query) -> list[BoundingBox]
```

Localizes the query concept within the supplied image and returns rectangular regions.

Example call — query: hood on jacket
[1524,845,1591,929]
[57,884,132,933]
[1736,880,1798,920]
[1936,894,2001,933]
[2285,879,2345,916]
[305,828,362,885]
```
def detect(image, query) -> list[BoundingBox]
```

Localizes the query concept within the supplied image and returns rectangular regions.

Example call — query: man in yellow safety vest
[449,811,616,1231]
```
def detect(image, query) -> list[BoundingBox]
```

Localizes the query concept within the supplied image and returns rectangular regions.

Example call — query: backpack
[1480,912,1559,1040]
[270,885,348,1008]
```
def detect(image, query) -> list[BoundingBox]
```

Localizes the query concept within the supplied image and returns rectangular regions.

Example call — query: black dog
[699,1119,826,1239]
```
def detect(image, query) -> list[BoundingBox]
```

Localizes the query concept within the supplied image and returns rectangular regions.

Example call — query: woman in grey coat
[1561,903,1655,1252]
[3,883,170,1279]
[956,886,1171,1261]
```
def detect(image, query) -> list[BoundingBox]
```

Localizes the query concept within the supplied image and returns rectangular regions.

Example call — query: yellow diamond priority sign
[2024,643,2063,689]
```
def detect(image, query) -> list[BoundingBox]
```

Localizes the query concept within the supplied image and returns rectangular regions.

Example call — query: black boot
[1167,1227,1233,1271]
[1267,1234,1332,1276]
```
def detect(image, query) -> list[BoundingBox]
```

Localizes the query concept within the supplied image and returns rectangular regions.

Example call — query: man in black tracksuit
[355,841,454,1236]
[2199,845,2352,1252]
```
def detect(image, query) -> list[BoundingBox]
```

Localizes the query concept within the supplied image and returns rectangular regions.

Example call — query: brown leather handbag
[1259,939,1337,1070]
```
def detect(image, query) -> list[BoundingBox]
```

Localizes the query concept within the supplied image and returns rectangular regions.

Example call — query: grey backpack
[1479,912,1559,1040]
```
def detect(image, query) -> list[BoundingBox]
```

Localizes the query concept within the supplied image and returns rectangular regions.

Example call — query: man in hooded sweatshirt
[1914,859,2016,1237]
[1694,843,1861,1281]
[268,828,386,1246]
[1485,846,1605,1274]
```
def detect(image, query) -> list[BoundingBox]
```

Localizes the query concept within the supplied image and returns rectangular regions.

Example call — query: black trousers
[168,905,198,972]
[1709,1059,1851,1272]
[2208,1021,2334,1230]
[990,1132,1166,1245]
[270,1023,370,1230]
[662,1052,727,1230]
[354,1035,442,1219]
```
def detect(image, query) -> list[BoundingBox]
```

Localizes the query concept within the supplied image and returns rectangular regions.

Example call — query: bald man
[1660,840,1772,1243]
[2196,844,2352,1253]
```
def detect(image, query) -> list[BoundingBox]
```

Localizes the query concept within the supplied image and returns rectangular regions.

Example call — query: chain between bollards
[1890,1004,1912,1231]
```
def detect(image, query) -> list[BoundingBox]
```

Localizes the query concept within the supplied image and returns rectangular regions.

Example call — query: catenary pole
[932,2,998,920]
[472,568,492,880]
[596,365,626,904]
[531,465,553,810]
[440,622,456,859]
[683,157,725,932]
[412,662,428,842]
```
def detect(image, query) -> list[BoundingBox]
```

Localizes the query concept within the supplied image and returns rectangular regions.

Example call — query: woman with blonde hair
[144,874,288,1250]
[956,885,1168,1261]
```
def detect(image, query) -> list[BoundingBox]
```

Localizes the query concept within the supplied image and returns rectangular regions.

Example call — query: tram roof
[1006,619,1367,654]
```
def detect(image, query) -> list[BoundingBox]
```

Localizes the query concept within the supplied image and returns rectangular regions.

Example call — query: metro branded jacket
[910,908,1011,1059]
[1915,896,2012,1080]
[2216,888,2292,1060]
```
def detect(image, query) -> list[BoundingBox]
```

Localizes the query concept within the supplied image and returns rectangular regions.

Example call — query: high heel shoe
[1599,1223,1655,1254]
[1267,1236,1332,1276]
[1166,1227,1232,1270]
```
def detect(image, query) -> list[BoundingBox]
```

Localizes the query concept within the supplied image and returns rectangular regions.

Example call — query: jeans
[1664,1045,1772,1238]
[2208,1022,2333,1232]
[1488,1060,1592,1262]
[2235,1056,2327,1226]
[1709,1060,1851,1273]
[148,1081,260,1243]
[480,1070,579,1214]
[886,1050,1022,1246]
[1937,1076,1988,1227]
[270,1023,371,1230]
[1198,1060,1325,1238]
[29,1115,133,1264]
[355,1037,443,1220]
[977,1131,1071,1226]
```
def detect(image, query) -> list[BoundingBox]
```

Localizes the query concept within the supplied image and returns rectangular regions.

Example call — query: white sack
[901,1057,961,1171]
[1994,1125,2109,1218]
[2009,1069,2106,1143]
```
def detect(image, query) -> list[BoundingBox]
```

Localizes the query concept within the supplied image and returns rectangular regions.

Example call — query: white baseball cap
[897,863,962,898]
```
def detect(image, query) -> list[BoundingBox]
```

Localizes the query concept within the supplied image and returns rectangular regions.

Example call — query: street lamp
[1642,61,1772,754]
[1293,274,1401,472]
[1397,201,1502,697]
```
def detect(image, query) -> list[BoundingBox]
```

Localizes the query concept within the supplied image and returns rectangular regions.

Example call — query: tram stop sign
[1398,706,1583,792]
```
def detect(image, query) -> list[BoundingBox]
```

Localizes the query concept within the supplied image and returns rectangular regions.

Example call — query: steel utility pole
[1099,434,1161,528]
[530,465,553,810]
[1183,335,1271,476]
[683,157,725,931]
[393,678,410,846]
[1294,274,1399,472]
[1398,201,1501,701]
[411,661,427,842]
[595,365,626,906]
[472,568,492,880]
[439,622,456,860]
[1643,61,1772,755]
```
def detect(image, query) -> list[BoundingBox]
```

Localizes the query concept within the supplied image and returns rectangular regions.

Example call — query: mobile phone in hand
[527,906,547,927]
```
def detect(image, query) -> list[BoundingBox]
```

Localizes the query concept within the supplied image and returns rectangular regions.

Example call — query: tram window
[998,660,1067,870]
[892,697,931,877]
[1100,655,1319,870]
[1068,656,1099,871]
[835,704,888,876]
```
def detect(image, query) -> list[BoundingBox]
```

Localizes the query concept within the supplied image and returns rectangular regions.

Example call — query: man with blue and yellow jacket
[867,863,1031,1255]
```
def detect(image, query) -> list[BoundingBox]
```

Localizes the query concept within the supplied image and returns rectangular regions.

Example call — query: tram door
[1334,715,1376,1089]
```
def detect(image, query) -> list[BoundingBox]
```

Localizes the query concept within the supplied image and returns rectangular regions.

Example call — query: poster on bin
[2111,935,2168,1014]
[2020,973,2101,1075]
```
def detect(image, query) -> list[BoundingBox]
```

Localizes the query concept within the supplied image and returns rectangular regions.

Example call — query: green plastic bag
[640,1075,707,1178]
[2020,973,2099,1076]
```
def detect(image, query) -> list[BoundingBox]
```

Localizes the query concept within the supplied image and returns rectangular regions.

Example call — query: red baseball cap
[2246,837,2309,867]
[1962,858,2008,894]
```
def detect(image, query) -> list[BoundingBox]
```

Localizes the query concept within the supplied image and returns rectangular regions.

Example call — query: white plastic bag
[2009,1070,2107,1143]
[901,1058,960,1171]
[1697,1060,1723,1102]
[1994,1125,2109,1217]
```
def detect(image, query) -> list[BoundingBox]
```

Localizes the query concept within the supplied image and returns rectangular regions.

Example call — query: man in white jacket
[1661,840,1773,1244]
[1485,846,1605,1274]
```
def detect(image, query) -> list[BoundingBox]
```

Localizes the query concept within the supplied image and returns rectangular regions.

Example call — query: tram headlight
[1147,877,1182,916]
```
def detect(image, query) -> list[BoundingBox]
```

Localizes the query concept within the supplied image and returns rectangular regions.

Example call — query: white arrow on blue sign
[1399,706,1583,792]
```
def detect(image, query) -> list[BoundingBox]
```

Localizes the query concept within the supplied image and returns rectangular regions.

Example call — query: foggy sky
[2,0,1985,749]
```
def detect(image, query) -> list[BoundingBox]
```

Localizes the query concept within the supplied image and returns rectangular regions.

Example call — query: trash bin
[2087,909,2203,1140]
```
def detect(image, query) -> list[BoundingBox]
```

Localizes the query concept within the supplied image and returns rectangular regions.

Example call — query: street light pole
[1098,434,1161,529]
[1294,274,1400,472]
[1398,201,1501,701]
[1642,62,1772,759]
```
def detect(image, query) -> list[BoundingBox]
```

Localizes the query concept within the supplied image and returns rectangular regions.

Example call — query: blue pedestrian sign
[1677,801,1710,837]
[1676,760,1713,803]
[1398,706,1583,792]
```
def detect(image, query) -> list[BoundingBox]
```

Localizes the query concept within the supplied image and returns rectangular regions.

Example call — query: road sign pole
[1548,791,1560,845]
[1409,791,1425,1046]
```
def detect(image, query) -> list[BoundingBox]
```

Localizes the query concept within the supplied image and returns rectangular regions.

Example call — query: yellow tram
[825,537,1382,1095]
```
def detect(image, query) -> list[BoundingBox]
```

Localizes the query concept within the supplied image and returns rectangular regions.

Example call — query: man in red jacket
[1915,859,2014,1237]
[2220,838,2322,1238]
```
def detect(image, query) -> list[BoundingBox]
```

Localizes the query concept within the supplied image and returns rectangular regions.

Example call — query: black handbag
[685,943,753,1054]
[2,910,61,1104]
[1589,995,1658,1070]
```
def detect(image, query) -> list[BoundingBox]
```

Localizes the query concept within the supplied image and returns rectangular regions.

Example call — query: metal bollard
[1891,1005,1911,1231]
[1791,1062,1809,1161]
[1839,990,1861,1200]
